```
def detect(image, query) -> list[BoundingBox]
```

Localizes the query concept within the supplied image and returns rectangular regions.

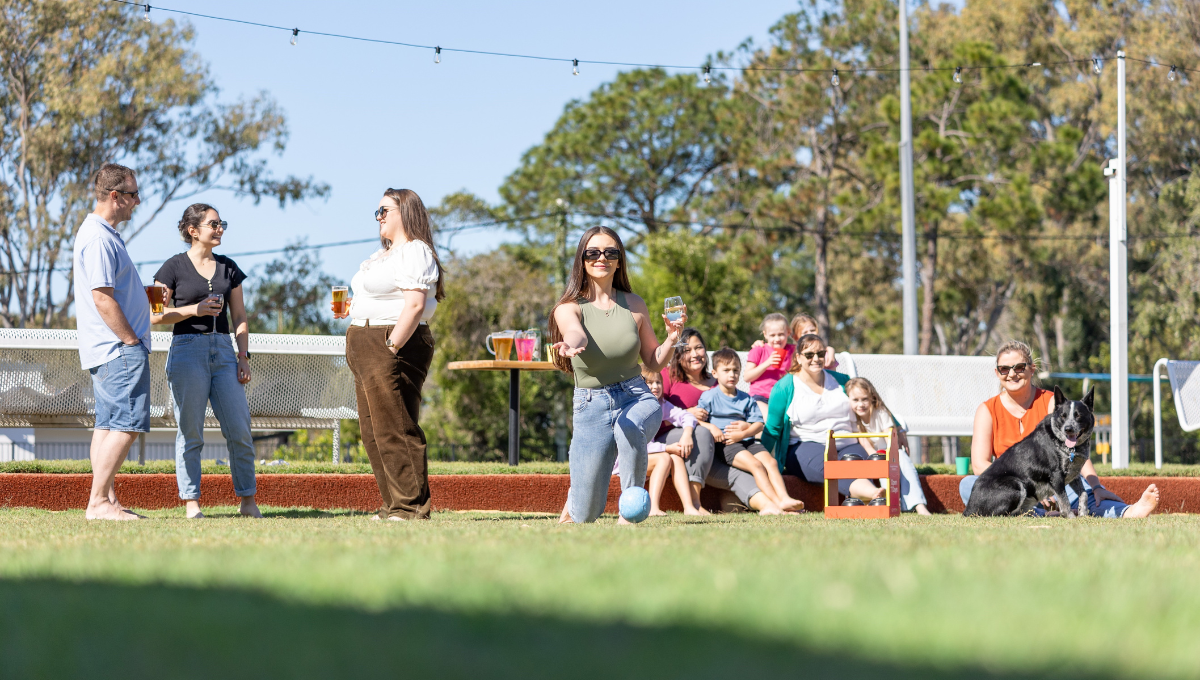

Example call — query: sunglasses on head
[582,248,621,262]
[801,350,826,361]
[996,363,1030,376]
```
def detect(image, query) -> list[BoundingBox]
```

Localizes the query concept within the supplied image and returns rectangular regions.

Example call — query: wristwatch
[385,337,396,349]
[237,351,251,361]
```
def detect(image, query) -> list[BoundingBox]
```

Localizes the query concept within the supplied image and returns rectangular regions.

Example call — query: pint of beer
[145,284,166,314]
[332,286,349,315]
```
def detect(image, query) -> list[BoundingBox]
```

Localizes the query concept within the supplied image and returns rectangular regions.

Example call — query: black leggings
[783,440,870,497]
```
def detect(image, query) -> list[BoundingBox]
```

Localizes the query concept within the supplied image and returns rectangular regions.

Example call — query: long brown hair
[382,188,446,301]
[669,327,711,384]
[845,377,891,428]
[547,226,632,373]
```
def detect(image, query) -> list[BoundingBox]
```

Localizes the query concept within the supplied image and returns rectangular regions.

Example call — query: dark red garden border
[0,473,1192,514]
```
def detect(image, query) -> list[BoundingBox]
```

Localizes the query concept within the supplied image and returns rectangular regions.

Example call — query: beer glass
[515,331,536,362]
[144,284,167,315]
[331,286,349,315]
[486,330,518,361]
[525,328,543,361]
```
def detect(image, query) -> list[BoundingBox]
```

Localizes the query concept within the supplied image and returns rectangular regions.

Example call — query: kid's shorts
[716,439,768,466]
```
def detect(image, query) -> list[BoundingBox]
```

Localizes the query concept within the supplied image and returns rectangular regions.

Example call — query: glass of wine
[207,293,224,333]
[664,297,687,350]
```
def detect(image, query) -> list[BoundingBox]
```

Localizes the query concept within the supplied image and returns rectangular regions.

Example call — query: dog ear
[1083,385,1095,411]
[1053,385,1066,409]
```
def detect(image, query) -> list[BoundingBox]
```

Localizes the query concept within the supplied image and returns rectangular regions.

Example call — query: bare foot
[697,506,711,516]
[558,505,573,524]
[682,506,705,516]
[914,504,932,516]
[648,508,667,517]
[239,499,263,519]
[780,498,805,512]
[758,506,784,516]
[85,500,139,521]
[1123,484,1160,518]
[386,515,406,522]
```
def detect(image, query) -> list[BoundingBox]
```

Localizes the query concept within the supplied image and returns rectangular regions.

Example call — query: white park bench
[1153,358,1200,468]
[0,329,356,462]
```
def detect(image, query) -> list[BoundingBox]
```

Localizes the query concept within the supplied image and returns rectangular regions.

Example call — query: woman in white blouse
[332,188,444,520]
[759,334,884,505]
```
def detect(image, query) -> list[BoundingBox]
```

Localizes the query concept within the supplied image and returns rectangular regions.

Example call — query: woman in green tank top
[549,226,687,524]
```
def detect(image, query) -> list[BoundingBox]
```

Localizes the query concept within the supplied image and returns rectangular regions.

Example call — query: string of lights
[105,0,1195,83]
[2,210,1195,278]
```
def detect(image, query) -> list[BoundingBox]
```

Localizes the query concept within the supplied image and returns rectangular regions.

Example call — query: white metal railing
[1153,358,1200,469]
[0,329,356,462]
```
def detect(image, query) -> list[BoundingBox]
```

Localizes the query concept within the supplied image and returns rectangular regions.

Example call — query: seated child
[698,349,805,513]
[742,313,795,421]
[750,312,837,373]
[846,377,931,515]
[642,367,707,516]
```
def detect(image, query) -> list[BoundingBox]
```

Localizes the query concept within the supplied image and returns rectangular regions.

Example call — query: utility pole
[1104,52,1130,468]
[898,0,921,462]
[555,198,570,288]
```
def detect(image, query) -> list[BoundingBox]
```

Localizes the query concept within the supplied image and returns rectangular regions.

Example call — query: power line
[112,0,1118,77]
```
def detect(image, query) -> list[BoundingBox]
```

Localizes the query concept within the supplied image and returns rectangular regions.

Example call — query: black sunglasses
[374,206,397,220]
[996,363,1030,376]
[800,350,826,361]
[114,189,140,199]
[582,248,621,262]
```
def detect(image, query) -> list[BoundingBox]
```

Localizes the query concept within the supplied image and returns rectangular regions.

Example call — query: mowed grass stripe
[1,509,1196,679]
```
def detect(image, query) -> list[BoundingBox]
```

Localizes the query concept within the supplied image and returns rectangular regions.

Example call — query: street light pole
[898,0,921,462]
[1105,52,1130,468]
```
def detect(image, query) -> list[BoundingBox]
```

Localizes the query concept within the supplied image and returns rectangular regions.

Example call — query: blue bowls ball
[619,487,651,523]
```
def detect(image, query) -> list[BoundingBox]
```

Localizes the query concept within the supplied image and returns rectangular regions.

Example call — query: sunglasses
[114,189,140,199]
[996,363,1030,376]
[582,248,621,262]
[374,206,398,220]
[801,351,826,361]
[200,220,228,231]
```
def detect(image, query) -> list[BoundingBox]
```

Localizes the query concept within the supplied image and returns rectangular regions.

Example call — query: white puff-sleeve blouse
[348,240,440,323]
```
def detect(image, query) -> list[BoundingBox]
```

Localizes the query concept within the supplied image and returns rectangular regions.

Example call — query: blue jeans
[959,475,1128,518]
[166,334,256,500]
[89,344,151,432]
[567,375,662,523]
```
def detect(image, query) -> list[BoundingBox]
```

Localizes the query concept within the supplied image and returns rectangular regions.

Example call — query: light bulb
[1028,62,1042,67]
[572,59,579,76]
[434,46,441,64]
[703,65,711,84]
[953,66,962,84]
[1093,58,1102,75]
[831,69,839,87]
[142,4,150,22]
[1169,65,1177,82]
[290,28,298,46]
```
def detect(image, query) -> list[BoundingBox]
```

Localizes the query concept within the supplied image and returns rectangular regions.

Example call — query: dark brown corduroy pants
[345,323,434,519]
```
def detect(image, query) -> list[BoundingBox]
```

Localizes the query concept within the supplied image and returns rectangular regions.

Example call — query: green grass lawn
[1,508,1197,679]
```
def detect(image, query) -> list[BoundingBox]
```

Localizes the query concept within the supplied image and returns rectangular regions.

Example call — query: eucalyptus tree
[0,0,327,328]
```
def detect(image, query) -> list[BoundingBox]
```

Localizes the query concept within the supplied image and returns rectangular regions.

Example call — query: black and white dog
[963,386,1095,518]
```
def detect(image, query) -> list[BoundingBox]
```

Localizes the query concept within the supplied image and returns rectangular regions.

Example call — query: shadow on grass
[0,578,1116,680]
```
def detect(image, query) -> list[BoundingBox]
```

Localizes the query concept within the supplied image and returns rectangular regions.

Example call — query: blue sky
[125,0,802,285]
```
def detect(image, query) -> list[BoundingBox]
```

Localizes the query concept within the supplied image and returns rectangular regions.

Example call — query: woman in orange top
[960,340,1159,518]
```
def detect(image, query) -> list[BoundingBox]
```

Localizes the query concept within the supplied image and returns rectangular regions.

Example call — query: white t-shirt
[787,371,856,449]
[348,240,440,323]
[857,407,894,453]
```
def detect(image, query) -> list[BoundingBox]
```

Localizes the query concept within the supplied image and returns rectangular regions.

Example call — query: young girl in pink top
[743,313,794,420]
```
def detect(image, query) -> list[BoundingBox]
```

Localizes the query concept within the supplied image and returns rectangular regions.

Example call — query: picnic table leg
[509,369,520,466]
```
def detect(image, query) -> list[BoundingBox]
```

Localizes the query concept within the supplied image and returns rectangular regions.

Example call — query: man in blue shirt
[698,348,805,512]
[72,163,150,521]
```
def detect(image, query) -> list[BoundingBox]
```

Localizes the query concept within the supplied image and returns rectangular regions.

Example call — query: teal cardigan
[760,370,852,473]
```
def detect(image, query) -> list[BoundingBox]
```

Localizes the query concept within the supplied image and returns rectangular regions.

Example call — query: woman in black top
[152,203,259,519]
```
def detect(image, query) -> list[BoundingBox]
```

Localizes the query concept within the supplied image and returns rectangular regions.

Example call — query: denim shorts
[90,343,151,432]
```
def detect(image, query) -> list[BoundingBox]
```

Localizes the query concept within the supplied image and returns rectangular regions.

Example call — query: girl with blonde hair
[845,377,930,515]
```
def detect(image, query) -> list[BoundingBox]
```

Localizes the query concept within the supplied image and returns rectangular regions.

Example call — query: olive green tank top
[571,291,642,389]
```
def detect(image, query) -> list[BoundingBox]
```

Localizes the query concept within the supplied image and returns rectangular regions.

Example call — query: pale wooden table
[446,360,557,466]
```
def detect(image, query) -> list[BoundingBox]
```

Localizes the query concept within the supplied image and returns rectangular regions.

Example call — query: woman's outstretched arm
[551,302,588,358]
